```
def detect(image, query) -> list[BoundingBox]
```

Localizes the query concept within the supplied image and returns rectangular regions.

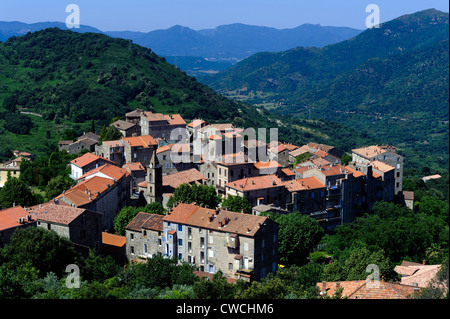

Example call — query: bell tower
[146,148,163,204]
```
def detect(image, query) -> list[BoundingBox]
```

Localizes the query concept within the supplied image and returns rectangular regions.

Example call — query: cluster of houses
[2,108,430,291]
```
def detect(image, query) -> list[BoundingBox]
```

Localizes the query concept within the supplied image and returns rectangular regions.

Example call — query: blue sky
[0,0,448,31]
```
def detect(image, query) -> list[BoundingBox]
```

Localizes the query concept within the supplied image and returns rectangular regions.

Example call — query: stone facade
[161,203,278,282]
[125,212,164,261]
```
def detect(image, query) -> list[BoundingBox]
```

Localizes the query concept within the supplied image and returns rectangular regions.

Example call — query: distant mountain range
[202,9,449,171]
[0,21,362,75]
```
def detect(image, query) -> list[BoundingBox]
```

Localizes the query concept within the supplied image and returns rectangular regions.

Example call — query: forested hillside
[0,28,373,159]
[203,9,449,171]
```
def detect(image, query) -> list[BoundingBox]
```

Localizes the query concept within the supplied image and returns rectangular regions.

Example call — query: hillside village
[1,108,443,299]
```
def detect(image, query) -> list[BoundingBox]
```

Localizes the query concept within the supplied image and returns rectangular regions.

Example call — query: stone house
[125,212,164,262]
[140,111,186,142]
[31,202,103,256]
[125,108,144,125]
[225,175,287,208]
[110,119,140,137]
[122,135,158,167]
[352,145,404,195]
[156,143,194,176]
[59,132,100,155]
[161,203,279,282]
[95,140,125,167]
[56,174,124,232]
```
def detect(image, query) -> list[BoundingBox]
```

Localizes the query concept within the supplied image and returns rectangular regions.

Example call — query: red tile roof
[70,153,115,168]
[126,212,164,232]
[281,168,296,176]
[394,263,442,288]
[284,176,325,192]
[163,169,207,189]
[77,164,130,181]
[318,280,418,299]
[122,135,158,148]
[102,232,126,247]
[0,206,35,230]
[371,160,395,173]
[253,161,281,169]
[226,175,284,192]
[30,202,94,225]
[57,176,114,206]
[166,203,270,237]
[123,162,145,172]
[164,203,199,224]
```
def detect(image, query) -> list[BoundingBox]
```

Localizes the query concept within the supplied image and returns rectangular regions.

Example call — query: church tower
[146,148,163,204]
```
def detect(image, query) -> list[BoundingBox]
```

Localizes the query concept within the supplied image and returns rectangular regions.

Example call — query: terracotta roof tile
[57,176,114,206]
[126,212,164,232]
[0,206,35,230]
[122,135,158,148]
[163,169,207,189]
[102,232,126,247]
[123,162,145,172]
[166,203,271,237]
[371,160,395,173]
[70,153,115,168]
[77,164,130,181]
[226,175,284,192]
[284,176,325,192]
[29,202,98,225]
[318,280,418,299]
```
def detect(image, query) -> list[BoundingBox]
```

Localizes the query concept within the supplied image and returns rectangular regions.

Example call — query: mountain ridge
[201,8,449,171]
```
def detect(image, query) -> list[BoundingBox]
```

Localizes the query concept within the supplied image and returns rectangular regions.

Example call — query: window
[144,244,147,254]
[188,241,192,253]
[130,233,134,241]
[130,246,135,255]
[178,224,183,232]
[228,263,233,271]
[262,239,265,248]
[179,239,183,246]
[209,235,213,244]
[200,237,205,248]
[179,253,183,260]
[208,250,214,258]
[188,227,192,239]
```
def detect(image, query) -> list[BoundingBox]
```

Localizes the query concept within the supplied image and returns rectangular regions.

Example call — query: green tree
[221,195,252,214]
[46,175,74,200]
[141,202,166,215]
[99,126,123,144]
[193,270,236,299]
[0,175,36,209]
[0,227,80,278]
[269,212,324,266]
[113,206,140,236]
[341,153,353,166]
[235,275,288,299]
[167,183,220,209]
[82,250,120,283]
